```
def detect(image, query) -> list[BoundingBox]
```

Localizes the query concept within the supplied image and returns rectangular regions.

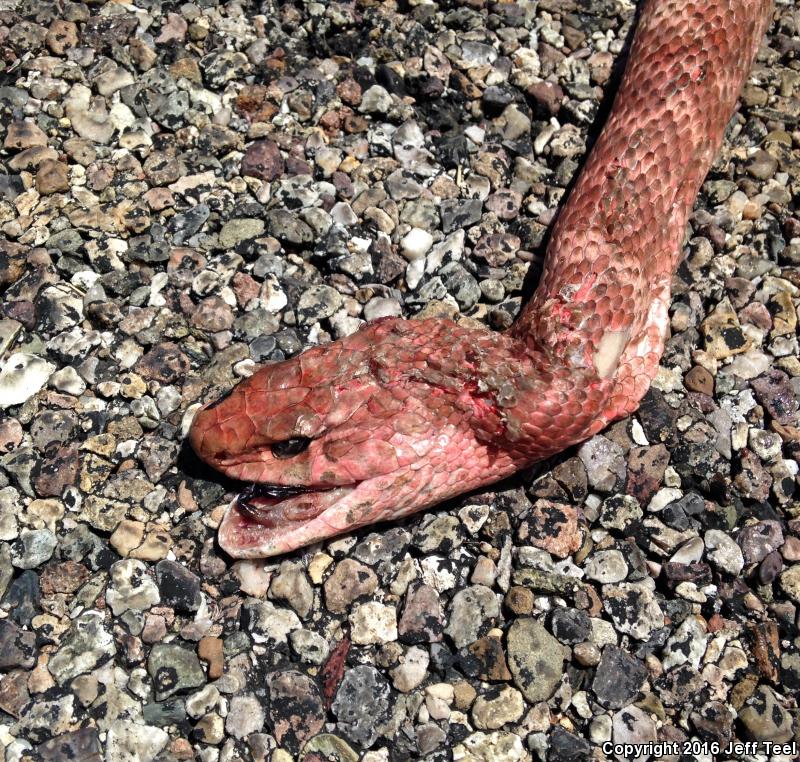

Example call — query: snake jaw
[218,483,363,558]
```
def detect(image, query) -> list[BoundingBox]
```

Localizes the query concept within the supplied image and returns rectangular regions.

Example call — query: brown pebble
[526,80,564,116]
[63,137,96,166]
[468,635,513,681]
[684,365,714,395]
[730,673,759,711]
[136,342,191,384]
[706,613,726,633]
[0,670,31,717]
[241,139,284,181]
[4,120,48,151]
[232,272,261,308]
[33,444,80,497]
[588,51,614,84]
[739,301,772,331]
[336,78,362,107]
[169,57,202,83]
[780,536,800,562]
[168,738,195,760]
[324,558,378,614]
[505,586,534,615]
[751,369,799,426]
[517,500,582,559]
[319,110,342,134]
[758,551,782,585]
[748,621,779,682]
[156,12,188,44]
[0,419,23,453]
[453,681,477,711]
[573,641,601,667]
[8,145,59,172]
[625,444,670,504]
[129,37,158,71]
[236,84,268,114]
[46,19,78,55]
[40,560,89,595]
[143,187,174,211]
[198,637,224,679]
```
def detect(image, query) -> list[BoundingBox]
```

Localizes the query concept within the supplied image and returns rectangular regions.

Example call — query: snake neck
[509,0,773,420]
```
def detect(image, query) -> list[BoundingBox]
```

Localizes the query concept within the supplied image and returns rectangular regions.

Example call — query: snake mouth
[218,478,365,558]
[231,481,357,529]
[235,482,319,526]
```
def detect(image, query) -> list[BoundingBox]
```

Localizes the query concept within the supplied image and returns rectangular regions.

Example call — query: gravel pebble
[147,643,205,700]
[507,618,566,703]
[592,645,648,709]
[267,671,324,751]
[445,585,500,649]
[350,601,398,645]
[106,559,160,615]
[332,665,391,749]
[324,558,379,613]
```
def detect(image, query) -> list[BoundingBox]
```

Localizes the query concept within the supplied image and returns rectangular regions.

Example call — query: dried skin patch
[593,329,630,378]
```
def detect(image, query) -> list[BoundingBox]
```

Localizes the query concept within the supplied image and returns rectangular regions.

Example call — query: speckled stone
[349,601,398,645]
[147,643,205,700]
[332,665,391,749]
[0,620,37,669]
[324,558,378,614]
[471,686,525,730]
[106,559,160,615]
[592,645,648,709]
[444,585,500,649]
[738,686,795,742]
[398,582,444,643]
[266,670,325,751]
[225,693,265,740]
[517,500,582,558]
[602,582,665,640]
[506,618,566,703]
[48,610,115,684]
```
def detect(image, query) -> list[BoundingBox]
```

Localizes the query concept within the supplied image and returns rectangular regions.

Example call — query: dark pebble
[156,560,202,614]
[592,645,648,709]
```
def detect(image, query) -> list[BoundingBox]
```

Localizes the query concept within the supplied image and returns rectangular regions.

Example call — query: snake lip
[240,482,313,501]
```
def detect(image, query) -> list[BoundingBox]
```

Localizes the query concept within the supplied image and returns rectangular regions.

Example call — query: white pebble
[49,366,87,396]
[0,353,55,408]
[400,227,434,261]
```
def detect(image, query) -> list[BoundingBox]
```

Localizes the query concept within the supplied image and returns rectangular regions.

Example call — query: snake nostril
[271,437,312,459]
[205,387,234,410]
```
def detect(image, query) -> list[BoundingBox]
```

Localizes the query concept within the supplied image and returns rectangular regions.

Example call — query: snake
[189,0,774,558]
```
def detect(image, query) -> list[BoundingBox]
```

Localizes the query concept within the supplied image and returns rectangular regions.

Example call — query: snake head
[188,317,521,558]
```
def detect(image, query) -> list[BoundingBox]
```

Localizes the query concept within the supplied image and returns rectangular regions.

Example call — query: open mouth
[234,481,356,527]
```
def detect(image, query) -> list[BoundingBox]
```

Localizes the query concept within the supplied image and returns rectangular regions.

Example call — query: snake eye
[271,437,311,459]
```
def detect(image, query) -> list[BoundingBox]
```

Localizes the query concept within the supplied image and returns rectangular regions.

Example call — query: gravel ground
[0,0,799,760]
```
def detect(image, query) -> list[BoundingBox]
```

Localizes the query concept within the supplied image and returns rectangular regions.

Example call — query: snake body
[190,0,774,558]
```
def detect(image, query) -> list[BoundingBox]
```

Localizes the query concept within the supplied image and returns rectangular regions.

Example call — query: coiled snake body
[190,0,774,558]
